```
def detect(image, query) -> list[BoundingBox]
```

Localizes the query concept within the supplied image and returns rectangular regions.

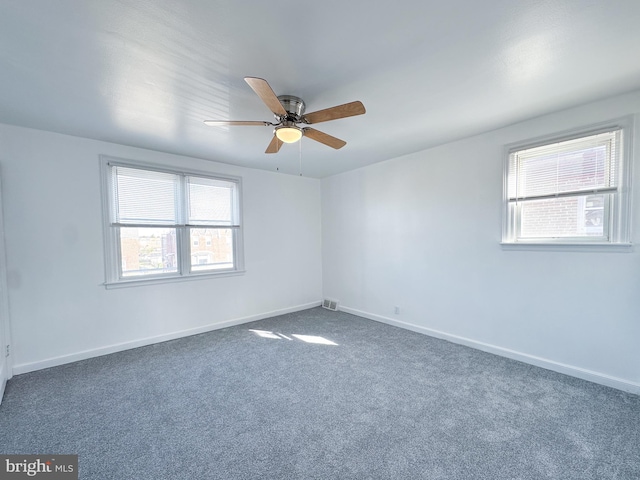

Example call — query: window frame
[100,156,245,288]
[501,117,633,249]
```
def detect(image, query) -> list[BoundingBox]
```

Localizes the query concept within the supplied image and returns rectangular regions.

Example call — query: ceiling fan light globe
[275,126,302,143]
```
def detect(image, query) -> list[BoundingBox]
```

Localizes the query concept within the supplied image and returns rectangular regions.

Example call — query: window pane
[187,177,237,226]
[120,227,178,277]
[515,145,608,198]
[113,167,178,225]
[508,130,619,200]
[189,228,234,272]
[519,194,606,239]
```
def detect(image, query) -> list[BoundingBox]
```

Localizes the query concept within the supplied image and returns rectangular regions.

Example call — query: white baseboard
[340,306,640,395]
[12,301,321,375]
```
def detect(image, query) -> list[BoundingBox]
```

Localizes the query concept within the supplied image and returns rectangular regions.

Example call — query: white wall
[0,176,10,399]
[322,90,640,393]
[0,124,322,374]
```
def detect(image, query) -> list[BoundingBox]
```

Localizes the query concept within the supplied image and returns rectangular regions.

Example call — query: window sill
[500,242,633,252]
[104,269,246,289]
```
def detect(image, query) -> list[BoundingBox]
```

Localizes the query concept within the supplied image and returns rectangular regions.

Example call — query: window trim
[99,155,245,288]
[501,117,633,249]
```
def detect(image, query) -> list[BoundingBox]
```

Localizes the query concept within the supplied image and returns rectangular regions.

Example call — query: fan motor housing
[277,95,305,121]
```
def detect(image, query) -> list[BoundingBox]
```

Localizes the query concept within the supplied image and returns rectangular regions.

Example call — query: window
[100,157,244,286]
[503,119,632,246]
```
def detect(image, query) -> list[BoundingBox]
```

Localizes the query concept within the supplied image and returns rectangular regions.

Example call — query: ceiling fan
[204,77,366,153]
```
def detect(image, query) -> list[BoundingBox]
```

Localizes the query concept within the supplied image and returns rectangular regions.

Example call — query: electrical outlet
[394,306,400,315]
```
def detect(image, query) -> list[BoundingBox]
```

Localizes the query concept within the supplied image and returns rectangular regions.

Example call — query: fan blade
[244,77,287,117]
[204,120,273,126]
[265,135,283,154]
[303,101,365,124]
[303,128,347,149]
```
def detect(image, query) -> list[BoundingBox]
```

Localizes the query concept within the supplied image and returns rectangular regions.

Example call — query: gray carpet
[0,307,638,479]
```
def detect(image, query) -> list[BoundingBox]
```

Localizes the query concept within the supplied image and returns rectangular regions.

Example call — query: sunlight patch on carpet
[249,329,338,346]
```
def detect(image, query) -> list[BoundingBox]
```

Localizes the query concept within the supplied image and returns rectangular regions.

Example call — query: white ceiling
[2,1,640,178]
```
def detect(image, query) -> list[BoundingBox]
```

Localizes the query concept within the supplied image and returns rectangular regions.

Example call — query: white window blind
[186,176,238,227]
[112,167,179,226]
[507,130,620,202]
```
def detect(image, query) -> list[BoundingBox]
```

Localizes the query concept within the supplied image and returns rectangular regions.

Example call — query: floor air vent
[322,299,338,311]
